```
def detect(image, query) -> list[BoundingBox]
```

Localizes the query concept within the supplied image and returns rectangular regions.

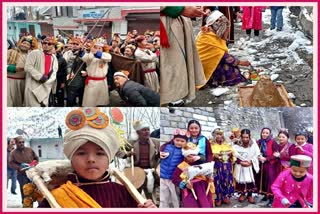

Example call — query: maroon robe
[38,173,138,208]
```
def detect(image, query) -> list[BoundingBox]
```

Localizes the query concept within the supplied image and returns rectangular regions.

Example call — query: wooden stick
[111,168,147,205]
[26,168,61,208]
[131,148,134,177]
[191,188,198,200]
[206,182,211,195]
[259,162,264,194]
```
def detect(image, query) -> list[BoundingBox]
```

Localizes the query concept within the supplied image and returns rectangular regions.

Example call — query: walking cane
[259,162,264,194]
[26,168,61,208]
[131,148,135,177]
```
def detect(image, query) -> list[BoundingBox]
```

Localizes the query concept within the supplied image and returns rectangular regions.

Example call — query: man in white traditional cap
[113,71,160,106]
[271,155,313,208]
[117,120,160,205]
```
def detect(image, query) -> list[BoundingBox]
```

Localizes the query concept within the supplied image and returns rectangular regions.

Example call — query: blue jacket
[160,140,184,179]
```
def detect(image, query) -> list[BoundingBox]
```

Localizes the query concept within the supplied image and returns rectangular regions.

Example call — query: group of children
[159,120,313,208]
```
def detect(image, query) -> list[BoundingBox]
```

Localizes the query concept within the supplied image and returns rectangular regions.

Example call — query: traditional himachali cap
[43,36,57,45]
[63,107,120,161]
[290,155,312,168]
[173,129,190,141]
[182,142,200,157]
[132,120,150,131]
[206,10,224,26]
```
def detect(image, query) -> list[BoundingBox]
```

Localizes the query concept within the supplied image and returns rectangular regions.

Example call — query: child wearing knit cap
[38,107,156,208]
[171,143,214,208]
[159,129,189,208]
[271,155,313,208]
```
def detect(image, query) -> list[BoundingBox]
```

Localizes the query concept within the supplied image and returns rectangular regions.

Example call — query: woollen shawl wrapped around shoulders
[196,31,228,89]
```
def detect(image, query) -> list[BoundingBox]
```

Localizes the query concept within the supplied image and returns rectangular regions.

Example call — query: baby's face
[71,141,109,181]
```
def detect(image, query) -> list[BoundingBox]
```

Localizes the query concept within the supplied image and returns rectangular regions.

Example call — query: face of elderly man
[137,127,150,141]
[15,137,25,150]
[113,75,127,88]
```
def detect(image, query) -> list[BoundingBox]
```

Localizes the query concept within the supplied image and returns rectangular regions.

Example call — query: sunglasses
[42,42,54,46]
[18,141,25,144]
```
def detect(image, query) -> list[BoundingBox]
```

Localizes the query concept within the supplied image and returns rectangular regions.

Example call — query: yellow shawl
[196,31,228,89]
[51,181,101,208]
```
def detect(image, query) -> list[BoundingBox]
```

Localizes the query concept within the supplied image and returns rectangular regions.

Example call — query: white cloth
[233,141,260,184]
[63,124,120,161]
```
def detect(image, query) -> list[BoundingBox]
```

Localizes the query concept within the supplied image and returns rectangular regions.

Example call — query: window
[9,26,11,30]
[38,145,42,158]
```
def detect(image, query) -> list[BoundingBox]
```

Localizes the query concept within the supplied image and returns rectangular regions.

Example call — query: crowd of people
[159,120,313,208]
[160,6,285,106]
[7,29,160,107]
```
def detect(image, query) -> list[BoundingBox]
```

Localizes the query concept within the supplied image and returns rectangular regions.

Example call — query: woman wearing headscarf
[196,10,251,88]
[255,127,280,206]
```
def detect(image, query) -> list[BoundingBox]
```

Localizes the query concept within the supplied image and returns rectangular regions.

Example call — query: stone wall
[160,107,313,143]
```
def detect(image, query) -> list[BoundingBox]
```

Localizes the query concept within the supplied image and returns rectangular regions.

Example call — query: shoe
[276,28,282,31]
[215,200,222,207]
[262,195,268,201]
[11,191,17,195]
[238,194,246,202]
[248,196,255,204]
[168,100,184,107]
[270,27,275,30]
[245,35,251,41]
[223,197,231,205]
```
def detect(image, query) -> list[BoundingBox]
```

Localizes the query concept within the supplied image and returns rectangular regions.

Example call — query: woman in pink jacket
[241,6,265,41]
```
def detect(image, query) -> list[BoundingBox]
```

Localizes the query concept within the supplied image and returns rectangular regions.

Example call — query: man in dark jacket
[113,71,160,106]
[54,42,67,106]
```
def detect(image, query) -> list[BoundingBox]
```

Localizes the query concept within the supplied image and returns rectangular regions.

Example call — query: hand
[296,145,304,153]
[81,71,87,77]
[160,152,169,159]
[239,60,251,66]
[90,47,97,55]
[16,67,24,72]
[186,182,193,189]
[126,151,135,157]
[181,6,205,18]
[137,199,156,208]
[240,161,251,167]
[39,75,48,83]
[60,83,65,89]
[273,151,280,158]
[281,198,290,207]
[258,156,266,163]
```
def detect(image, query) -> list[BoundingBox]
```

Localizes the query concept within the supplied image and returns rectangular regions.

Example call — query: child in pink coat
[241,6,266,41]
[271,155,313,208]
